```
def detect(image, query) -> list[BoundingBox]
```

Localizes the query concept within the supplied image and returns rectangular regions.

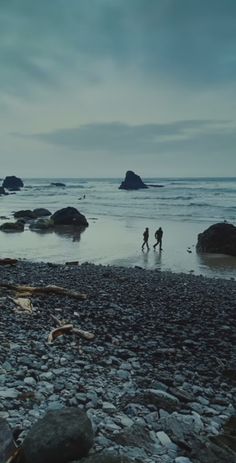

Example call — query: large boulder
[0,418,17,463]
[196,222,236,256]
[119,171,148,190]
[22,408,93,463]
[0,220,24,232]
[2,176,24,190]
[51,207,88,227]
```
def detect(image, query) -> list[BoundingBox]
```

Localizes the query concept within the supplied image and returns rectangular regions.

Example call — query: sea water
[0,177,236,279]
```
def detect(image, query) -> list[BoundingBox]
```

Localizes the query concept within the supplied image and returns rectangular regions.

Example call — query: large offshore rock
[2,176,24,190]
[22,408,93,463]
[196,222,236,256]
[119,171,148,190]
[51,207,88,227]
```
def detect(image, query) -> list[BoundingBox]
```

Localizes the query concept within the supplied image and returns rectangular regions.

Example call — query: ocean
[1,177,236,279]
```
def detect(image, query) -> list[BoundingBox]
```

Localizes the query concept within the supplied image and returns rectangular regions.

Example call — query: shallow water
[0,177,236,279]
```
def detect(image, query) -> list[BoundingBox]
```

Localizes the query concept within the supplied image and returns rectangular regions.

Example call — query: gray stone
[24,377,37,387]
[22,408,93,463]
[156,431,172,446]
[0,388,19,399]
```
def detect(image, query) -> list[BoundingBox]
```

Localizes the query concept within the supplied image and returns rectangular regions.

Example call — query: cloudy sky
[0,0,236,178]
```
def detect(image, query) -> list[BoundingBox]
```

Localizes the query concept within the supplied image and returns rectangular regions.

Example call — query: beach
[0,260,235,462]
[1,177,236,280]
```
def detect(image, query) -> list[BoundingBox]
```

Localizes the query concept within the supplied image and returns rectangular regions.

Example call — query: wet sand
[0,216,236,279]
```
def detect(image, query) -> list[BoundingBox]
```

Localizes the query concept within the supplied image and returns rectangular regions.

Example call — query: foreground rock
[22,408,93,463]
[196,222,236,256]
[0,418,17,463]
[51,207,89,227]
[0,220,24,232]
[2,176,24,190]
[119,171,148,190]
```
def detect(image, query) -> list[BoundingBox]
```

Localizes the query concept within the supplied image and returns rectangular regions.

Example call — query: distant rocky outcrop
[0,186,7,195]
[51,182,66,187]
[0,220,25,232]
[2,176,24,191]
[119,171,148,190]
[51,207,88,227]
[196,222,236,256]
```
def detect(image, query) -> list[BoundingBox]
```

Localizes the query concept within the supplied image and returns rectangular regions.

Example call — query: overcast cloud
[0,0,236,177]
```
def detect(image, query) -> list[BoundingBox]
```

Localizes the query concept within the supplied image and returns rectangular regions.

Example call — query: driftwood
[9,297,33,314]
[0,284,86,300]
[48,315,95,345]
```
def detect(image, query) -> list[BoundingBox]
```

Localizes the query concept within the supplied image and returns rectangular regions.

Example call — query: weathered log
[0,284,86,300]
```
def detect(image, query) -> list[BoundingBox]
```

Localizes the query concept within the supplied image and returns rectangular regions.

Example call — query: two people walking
[141,227,163,251]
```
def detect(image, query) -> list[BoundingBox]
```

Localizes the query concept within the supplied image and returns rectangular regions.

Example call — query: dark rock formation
[196,222,236,256]
[51,182,66,187]
[0,186,7,195]
[189,416,236,463]
[2,176,24,190]
[0,220,25,232]
[0,418,17,463]
[22,408,93,463]
[33,208,51,217]
[29,218,54,231]
[51,207,88,227]
[14,210,36,220]
[119,171,148,190]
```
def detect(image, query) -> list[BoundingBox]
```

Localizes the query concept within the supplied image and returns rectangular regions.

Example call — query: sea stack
[2,176,24,191]
[119,171,148,190]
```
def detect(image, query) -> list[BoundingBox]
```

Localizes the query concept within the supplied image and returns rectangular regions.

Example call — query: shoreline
[1,215,236,281]
[0,260,235,462]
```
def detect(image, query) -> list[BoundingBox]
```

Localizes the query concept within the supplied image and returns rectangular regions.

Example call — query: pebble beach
[0,260,235,462]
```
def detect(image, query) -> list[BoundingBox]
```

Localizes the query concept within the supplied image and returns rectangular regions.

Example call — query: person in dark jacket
[142,227,149,250]
[153,227,163,251]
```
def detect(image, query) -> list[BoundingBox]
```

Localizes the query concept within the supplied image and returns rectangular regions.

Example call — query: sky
[0,0,236,178]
